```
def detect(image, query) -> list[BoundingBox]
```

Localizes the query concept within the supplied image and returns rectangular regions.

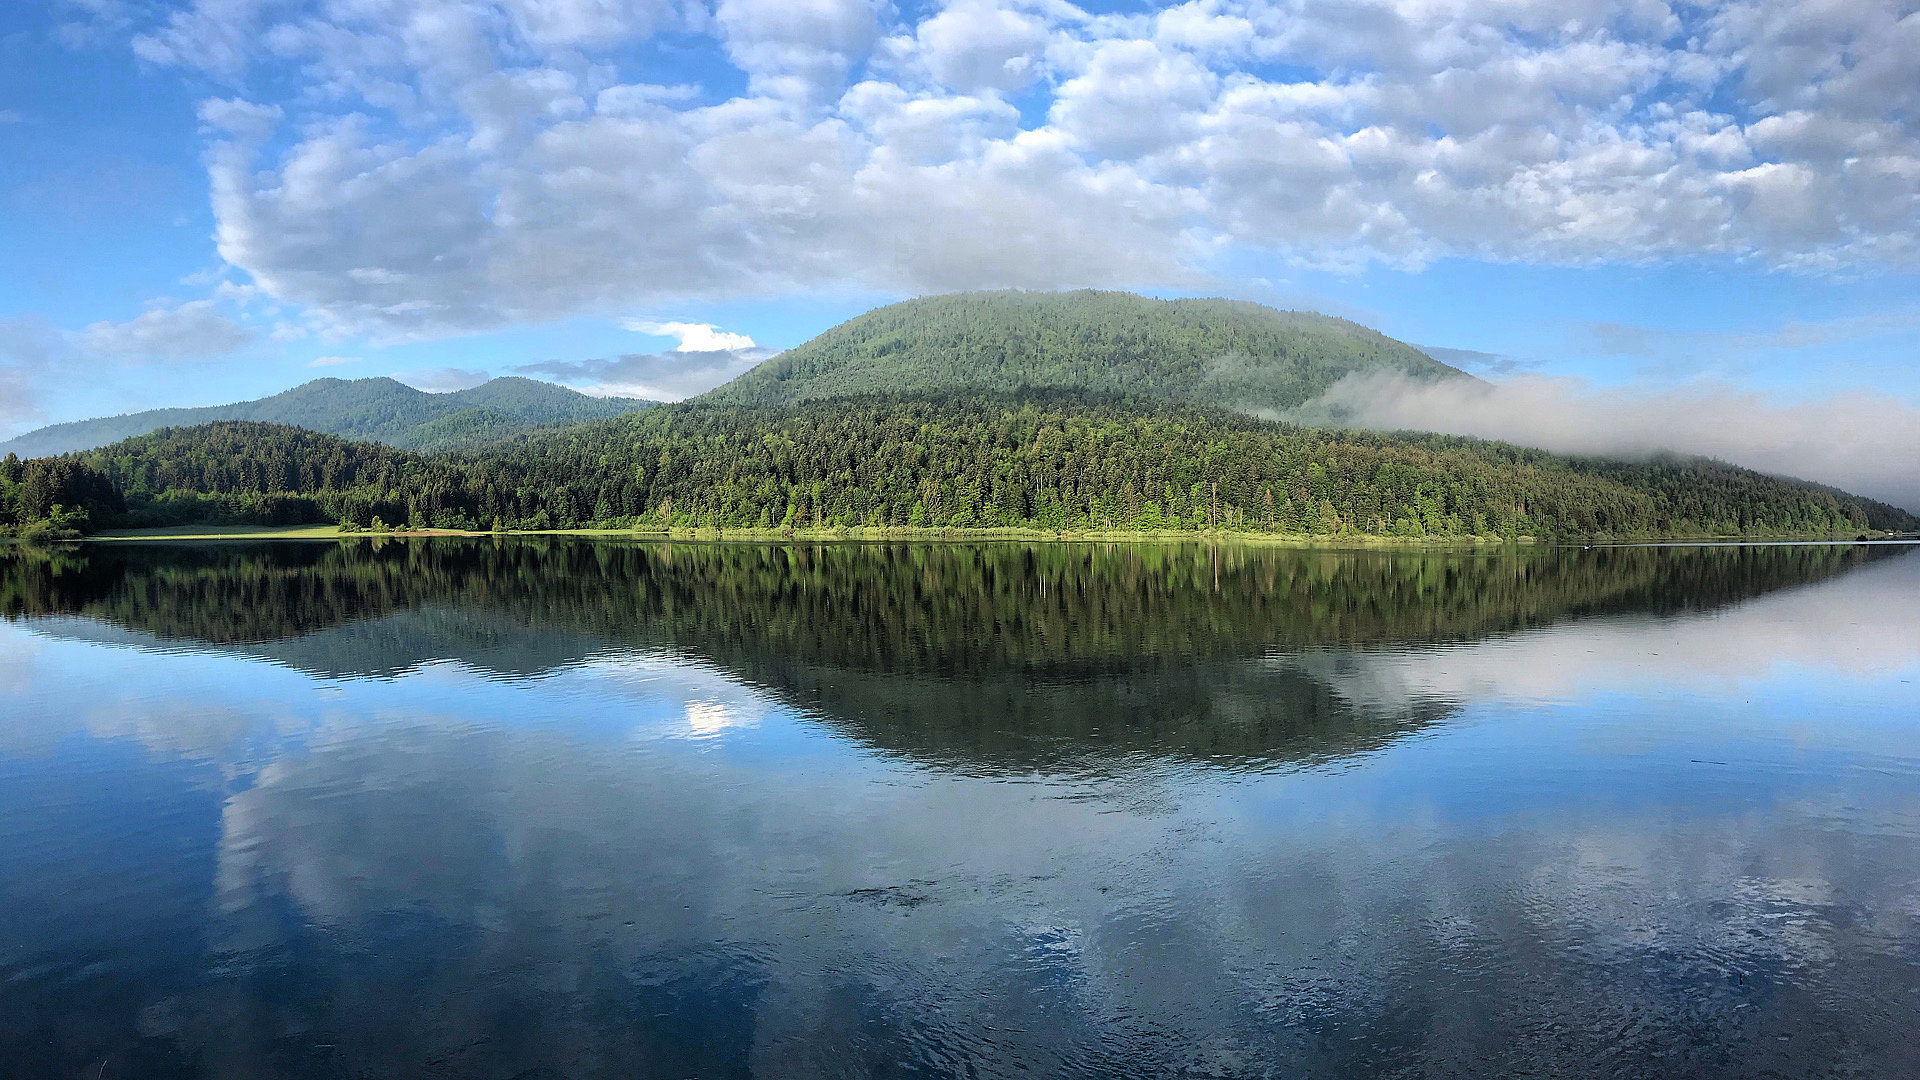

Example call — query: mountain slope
[49,402,1918,538]
[699,290,1467,411]
[0,376,654,457]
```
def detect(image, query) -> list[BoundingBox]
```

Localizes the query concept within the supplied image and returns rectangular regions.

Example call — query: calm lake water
[1,539,1917,1079]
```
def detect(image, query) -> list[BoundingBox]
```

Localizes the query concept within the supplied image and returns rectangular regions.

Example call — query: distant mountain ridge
[0,376,655,458]
[699,290,1469,411]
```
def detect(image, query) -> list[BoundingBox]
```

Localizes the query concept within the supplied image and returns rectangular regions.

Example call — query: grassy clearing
[89,524,359,541]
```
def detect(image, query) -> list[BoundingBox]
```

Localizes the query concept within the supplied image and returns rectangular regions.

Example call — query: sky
[0,0,1916,503]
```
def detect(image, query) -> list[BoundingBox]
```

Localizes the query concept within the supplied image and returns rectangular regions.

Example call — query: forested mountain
[12,397,1911,539]
[0,376,655,457]
[3,293,1910,541]
[699,291,1467,411]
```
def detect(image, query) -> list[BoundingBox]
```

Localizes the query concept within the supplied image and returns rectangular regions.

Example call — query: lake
[1,539,1916,1079]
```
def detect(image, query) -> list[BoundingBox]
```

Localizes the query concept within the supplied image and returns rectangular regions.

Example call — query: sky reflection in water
[0,540,1916,1079]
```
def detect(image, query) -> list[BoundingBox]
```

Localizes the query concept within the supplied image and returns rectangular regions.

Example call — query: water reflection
[1,540,1901,770]
[0,541,1915,1078]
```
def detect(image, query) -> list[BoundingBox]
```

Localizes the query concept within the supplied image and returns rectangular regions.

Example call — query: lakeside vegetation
[2,292,1913,544]
[3,392,1910,543]
[3,539,1892,766]
[5,536,1880,666]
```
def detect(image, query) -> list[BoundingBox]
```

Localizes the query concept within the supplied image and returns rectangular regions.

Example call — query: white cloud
[1,302,261,438]
[308,355,360,367]
[621,320,758,351]
[131,0,265,74]
[0,110,21,124]
[1297,371,1920,513]
[1050,38,1215,158]
[715,0,888,103]
[497,0,695,49]
[78,300,253,362]
[518,347,771,400]
[196,97,280,142]
[912,0,1052,93]
[100,0,1920,338]
[394,367,491,392]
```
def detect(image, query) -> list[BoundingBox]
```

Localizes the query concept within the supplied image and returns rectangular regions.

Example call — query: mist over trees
[4,293,1912,542]
[9,395,1909,541]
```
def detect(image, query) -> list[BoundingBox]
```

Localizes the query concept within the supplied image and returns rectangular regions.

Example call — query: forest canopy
[6,392,1912,541]
[4,294,1912,542]
[700,290,1466,413]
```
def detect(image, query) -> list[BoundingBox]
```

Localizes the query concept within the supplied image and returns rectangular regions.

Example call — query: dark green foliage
[0,539,1888,766]
[700,290,1466,411]
[53,395,1917,538]
[71,422,466,530]
[2,537,1876,667]
[0,376,655,457]
[0,453,125,538]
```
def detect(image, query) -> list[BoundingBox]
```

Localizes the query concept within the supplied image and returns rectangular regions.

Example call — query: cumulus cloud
[105,0,1919,338]
[518,347,771,400]
[622,320,759,351]
[77,299,253,362]
[1,302,258,438]
[394,367,492,392]
[911,0,1052,93]
[715,0,888,103]
[1296,371,1920,512]
[515,318,770,397]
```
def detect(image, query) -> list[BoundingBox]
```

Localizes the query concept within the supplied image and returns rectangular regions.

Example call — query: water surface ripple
[1,540,1916,1078]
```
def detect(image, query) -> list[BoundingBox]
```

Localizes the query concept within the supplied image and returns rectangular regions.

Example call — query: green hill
[0,376,655,457]
[699,290,1467,410]
[21,401,1913,539]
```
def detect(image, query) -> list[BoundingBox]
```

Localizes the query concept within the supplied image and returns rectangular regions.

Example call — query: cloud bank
[0,305,254,437]
[1298,372,1920,512]
[81,0,1920,337]
[394,367,492,392]
[516,320,770,399]
[518,347,772,401]
[78,300,253,362]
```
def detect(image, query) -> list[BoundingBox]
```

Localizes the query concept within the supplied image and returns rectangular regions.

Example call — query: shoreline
[69,523,1917,546]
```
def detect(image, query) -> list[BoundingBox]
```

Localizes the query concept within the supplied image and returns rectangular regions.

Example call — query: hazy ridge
[0,376,655,457]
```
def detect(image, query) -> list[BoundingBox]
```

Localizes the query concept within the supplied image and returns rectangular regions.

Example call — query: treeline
[2,538,1882,670]
[3,539,1891,767]
[0,454,124,539]
[24,393,1915,539]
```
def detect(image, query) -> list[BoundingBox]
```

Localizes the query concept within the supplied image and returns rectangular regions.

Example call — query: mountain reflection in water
[1,539,1896,770]
[0,540,1916,1079]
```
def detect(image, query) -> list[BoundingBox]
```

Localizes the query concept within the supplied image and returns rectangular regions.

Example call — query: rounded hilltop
[698,290,1468,413]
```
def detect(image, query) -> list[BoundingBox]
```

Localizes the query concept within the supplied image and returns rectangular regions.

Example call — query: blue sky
[1,0,1916,502]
